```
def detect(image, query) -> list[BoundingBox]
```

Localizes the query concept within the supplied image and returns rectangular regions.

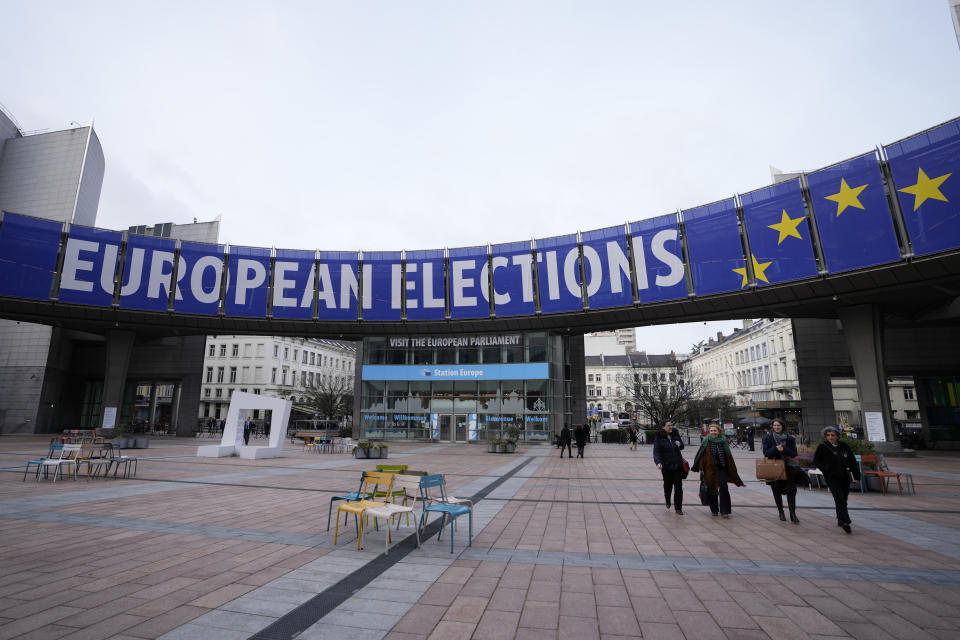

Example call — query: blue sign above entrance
[361,363,550,381]
[1,117,958,322]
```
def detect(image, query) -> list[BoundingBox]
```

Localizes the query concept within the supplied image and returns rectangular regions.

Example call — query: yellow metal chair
[333,471,394,550]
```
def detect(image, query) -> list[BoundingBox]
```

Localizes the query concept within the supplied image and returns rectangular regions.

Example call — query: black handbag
[699,473,709,505]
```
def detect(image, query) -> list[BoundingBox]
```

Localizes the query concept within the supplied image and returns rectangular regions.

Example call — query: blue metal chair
[327,472,373,531]
[418,474,472,553]
[23,442,61,481]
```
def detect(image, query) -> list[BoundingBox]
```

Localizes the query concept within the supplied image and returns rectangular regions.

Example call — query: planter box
[368,447,381,459]
[377,448,389,459]
[488,443,497,453]
[506,442,516,453]
[353,447,367,459]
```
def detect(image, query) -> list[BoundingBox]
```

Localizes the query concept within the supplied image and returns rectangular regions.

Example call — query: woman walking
[628,425,638,451]
[653,420,685,515]
[762,419,800,523]
[692,422,745,518]
[814,426,860,534]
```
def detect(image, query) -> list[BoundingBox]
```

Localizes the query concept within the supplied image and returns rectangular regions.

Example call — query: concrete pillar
[838,305,895,442]
[148,381,159,427]
[170,382,182,435]
[101,330,135,430]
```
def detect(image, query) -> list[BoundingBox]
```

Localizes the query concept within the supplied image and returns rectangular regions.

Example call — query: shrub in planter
[505,441,516,453]
[377,444,389,459]
[601,428,628,443]
[504,425,520,443]
[496,441,507,453]
[353,441,372,458]
[841,437,876,456]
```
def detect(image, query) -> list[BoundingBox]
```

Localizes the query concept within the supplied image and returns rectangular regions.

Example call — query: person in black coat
[814,426,861,534]
[653,421,685,514]
[559,423,573,458]
[242,418,252,445]
[745,425,755,451]
[762,419,800,523]
[574,424,587,458]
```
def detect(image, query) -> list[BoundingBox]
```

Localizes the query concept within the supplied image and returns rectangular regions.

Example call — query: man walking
[745,425,755,451]
[242,417,252,445]
[575,424,587,458]
[559,423,573,458]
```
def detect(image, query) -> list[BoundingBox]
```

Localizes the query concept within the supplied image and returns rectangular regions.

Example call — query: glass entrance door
[455,414,468,442]
[439,415,452,441]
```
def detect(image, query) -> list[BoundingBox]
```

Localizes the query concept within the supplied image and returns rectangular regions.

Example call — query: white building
[198,336,357,424]
[686,318,802,427]
[585,352,682,425]
[832,377,920,431]
[584,329,636,356]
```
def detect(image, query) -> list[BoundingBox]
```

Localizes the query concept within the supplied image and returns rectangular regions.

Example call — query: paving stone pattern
[2,437,960,639]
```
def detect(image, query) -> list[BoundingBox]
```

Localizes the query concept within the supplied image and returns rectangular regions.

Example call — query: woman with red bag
[653,420,686,515]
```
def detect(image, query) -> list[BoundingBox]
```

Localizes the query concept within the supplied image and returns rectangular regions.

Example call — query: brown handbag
[756,457,786,482]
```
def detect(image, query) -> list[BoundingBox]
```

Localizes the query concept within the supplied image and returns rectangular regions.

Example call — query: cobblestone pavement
[2,436,960,639]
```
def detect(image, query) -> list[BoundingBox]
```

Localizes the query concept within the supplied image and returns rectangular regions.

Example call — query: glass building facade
[357,332,573,442]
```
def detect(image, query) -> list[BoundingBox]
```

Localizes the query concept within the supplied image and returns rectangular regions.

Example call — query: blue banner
[404,249,446,320]
[362,363,550,381]
[807,152,901,273]
[0,213,61,300]
[581,225,633,310]
[317,251,359,320]
[118,234,177,311]
[682,199,745,295]
[449,246,489,319]
[362,251,402,321]
[224,245,270,317]
[172,241,224,315]
[271,248,314,319]
[885,119,960,257]
[57,225,120,307]
[629,213,687,303]
[536,233,583,313]
[740,179,818,286]
[491,240,536,317]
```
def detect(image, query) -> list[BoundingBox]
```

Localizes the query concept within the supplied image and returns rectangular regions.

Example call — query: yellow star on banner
[732,254,773,288]
[825,178,868,216]
[768,210,806,245]
[898,167,951,211]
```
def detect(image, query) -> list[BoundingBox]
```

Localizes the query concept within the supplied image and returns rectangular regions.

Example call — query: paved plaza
[2,436,960,640]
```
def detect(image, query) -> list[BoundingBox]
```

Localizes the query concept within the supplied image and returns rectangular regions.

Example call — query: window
[284,347,289,360]
[761,342,767,358]
[294,349,299,361]
[229,367,237,383]
[232,344,239,357]
[206,367,213,383]
[216,367,224,383]
[310,352,315,365]
[228,389,233,398]
[253,389,261,395]
[273,344,279,357]
[903,387,915,400]
[240,388,247,393]
[208,344,215,357]
[302,351,308,364]
[255,366,263,383]
[257,343,265,357]
[204,388,211,397]
[271,368,277,383]
[215,388,222,398]
[301,371,307,386]
[242,366,249,383]
[244,343,252,356]
[764,365,770,384]
[219,344,226,357]
[203,403,210,417]
[587,374,593,382]
[282,368,288,385]
[735,353,740,365]
[308,372,313,386]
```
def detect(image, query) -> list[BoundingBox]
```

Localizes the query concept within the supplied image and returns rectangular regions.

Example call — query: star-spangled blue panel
[682,199,745,296]
[806,152,901,273]
[740,178,818,286]
[885,118,960,257]
[0,212,61,300]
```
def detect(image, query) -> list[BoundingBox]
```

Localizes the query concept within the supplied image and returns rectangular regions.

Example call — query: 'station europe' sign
[1,118,958,321]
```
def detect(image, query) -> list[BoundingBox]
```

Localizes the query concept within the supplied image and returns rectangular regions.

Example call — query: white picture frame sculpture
[197,391,290,459]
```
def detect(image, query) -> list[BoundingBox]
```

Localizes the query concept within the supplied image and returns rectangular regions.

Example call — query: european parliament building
[355,332,582,442]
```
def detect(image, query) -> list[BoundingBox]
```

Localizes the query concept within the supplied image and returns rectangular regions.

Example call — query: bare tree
[614,367,724,428]
[300,376,353,423]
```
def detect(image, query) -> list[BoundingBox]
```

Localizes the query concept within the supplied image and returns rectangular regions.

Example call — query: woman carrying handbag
[653,420,686,515]
[814,426,860,534]
[762,419,801,523]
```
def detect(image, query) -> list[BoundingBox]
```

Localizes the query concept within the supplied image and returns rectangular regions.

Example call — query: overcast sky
[2,1,958,351]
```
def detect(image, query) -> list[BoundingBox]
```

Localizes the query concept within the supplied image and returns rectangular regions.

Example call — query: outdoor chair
[861,454,909,496]
[37,444,80,482]
[363,473,421,555]
[327,472,373,531]
[418,474,472,554]
[374,464,409,501]
[333,471,394,550]
[23,442,60,481]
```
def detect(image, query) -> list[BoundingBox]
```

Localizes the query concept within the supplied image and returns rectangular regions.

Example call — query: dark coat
[652,430,685,471]
[814,440,861,483]
[559,426,572,445]
[692,440,745,495]
[574,427,587,448]
[762,432,797,460]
